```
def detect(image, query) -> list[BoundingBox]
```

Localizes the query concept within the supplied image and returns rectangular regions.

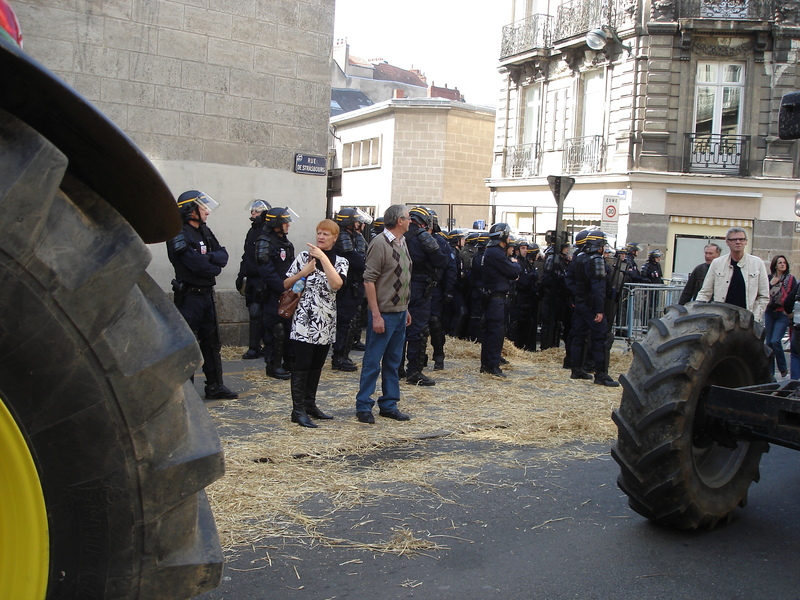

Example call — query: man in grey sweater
[355,204,413,423]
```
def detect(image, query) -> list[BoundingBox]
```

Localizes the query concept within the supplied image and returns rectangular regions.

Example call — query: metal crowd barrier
[614,283,685,341]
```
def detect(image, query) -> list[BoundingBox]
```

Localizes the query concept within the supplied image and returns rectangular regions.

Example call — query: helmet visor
[196,193,219,212]
[248,199,270,213]
[178,192,219,213]
[354,208,373,225]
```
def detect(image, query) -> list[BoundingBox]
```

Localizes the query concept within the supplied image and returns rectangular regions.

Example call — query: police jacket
[540,251,568,298]
[641,261,664,284]
[624,255,646,283]
[405,223,447,282]
[168,222,228,287]
[334,229,367,287]
[237,219,266,281]
[255,229,294,295]
[436,233,458,300]
[470,249,485,292]
[516,257,538,295]
[483,244,521,294]
[573,251,607,314]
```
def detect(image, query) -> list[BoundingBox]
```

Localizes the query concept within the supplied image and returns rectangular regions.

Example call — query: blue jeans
[791,327,800,380]
[356,311,407,413]
[765,309,789,375]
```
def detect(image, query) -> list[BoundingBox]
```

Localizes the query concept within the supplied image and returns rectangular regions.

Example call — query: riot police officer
[167,190,238,400]
[369,216,385,241]
[426,210,457,370]
[567,230,620,387]
[236,199,271,359]
[623,242,647,283]
[256,206,295,380]
[443,229,469,339]
[539,236,572,350]
[641,249,664,283]
[509,238,539,351]
[403,206,447,385]
[331,208,372,371]
[480,223,521,377]
[467,231,489,341]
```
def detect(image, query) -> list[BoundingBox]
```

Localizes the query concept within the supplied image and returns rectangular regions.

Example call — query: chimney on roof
[332,40,349,74]
[394,89,405,99]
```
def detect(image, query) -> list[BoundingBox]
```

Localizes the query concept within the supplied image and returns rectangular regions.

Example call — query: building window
[686,62,748,175]
[580,69,605,138]
[342,137,381,170]
[693,62,744,137]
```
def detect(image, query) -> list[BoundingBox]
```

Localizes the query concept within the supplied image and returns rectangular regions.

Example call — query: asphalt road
[195,359,800,600]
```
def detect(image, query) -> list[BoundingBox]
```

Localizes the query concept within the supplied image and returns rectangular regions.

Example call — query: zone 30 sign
[602,195,620,235]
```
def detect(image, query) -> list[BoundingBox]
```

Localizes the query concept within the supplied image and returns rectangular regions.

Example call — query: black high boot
[331,350,357,371]
[430,316,445,370]
[243,302,263,359]
[266,324,291,380]
[304,369,332,420]
[290,370,317,428]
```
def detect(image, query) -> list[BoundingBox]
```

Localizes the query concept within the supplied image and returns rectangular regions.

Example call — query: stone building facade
[490,0,800,277]
[13,0,335,293]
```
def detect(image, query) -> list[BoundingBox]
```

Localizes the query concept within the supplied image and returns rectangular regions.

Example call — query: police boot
[570,368,593,380]
[406,356,435,386]
[243,302,263,359]
[266,335,291,380]
[335,320,359,370]
[205,382,239,400]
[304,369,332,420]
[594,373,620,387]
[290,371,317,428]
[331,351,358,372]
[432,324,446,369]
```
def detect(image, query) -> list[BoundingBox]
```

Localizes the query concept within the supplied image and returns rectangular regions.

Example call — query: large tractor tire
[611,302,771,530]
[0,109,224,597]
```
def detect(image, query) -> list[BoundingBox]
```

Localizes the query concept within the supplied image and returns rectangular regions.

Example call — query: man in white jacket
[696,227,769,321]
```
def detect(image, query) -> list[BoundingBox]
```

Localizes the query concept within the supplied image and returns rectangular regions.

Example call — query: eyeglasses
[727,238,747,243]
[399,216,410,221]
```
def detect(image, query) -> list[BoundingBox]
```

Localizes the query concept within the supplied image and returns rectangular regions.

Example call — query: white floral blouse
[286,250,349,345]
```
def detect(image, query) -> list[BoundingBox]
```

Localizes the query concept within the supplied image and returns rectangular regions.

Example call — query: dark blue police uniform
[332,229,367,364]
[404,222,447,379]
[168,221,228,387]
[568,248,618,386]
[480,244,521,371]
[256,228,294,377]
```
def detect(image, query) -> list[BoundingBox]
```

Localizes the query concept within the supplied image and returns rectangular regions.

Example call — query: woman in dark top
[767,255,794,378]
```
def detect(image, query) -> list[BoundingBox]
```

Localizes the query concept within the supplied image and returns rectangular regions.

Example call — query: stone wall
[13,0,336,345]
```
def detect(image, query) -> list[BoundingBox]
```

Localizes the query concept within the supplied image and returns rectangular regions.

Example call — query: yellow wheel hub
[0,399,48,599]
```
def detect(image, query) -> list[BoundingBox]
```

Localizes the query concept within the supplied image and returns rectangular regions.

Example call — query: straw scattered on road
[209,338,630,555]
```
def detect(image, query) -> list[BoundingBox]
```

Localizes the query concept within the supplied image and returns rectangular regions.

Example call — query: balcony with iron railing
[563,135,606,174]
[500,14,553,59]
[679,0,774,20]
[683,133,750,176]
[553,0,622,43]
[504,143,542,178]
[500,0,636,60]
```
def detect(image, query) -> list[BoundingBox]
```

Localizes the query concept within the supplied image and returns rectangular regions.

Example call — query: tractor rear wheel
[611,302,771,530]
[0,109,224,597]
